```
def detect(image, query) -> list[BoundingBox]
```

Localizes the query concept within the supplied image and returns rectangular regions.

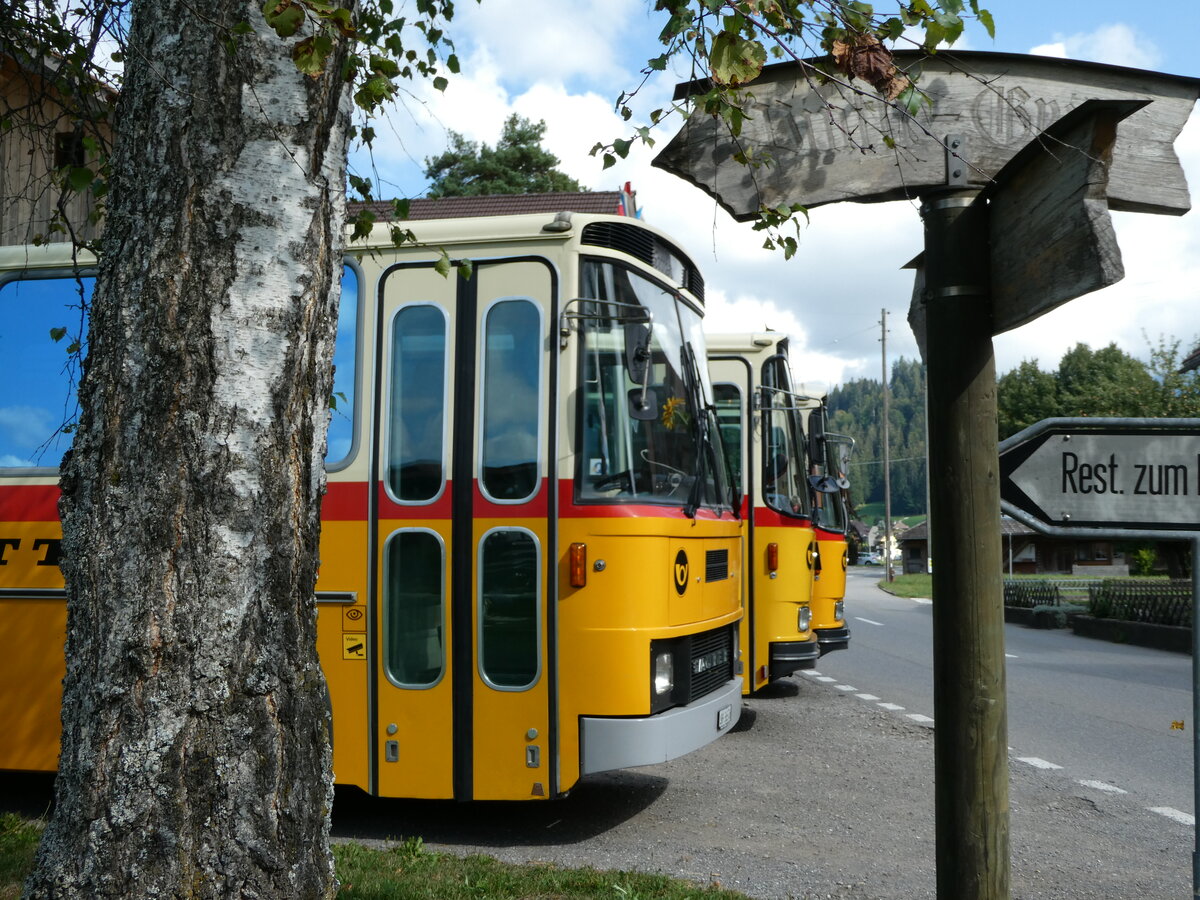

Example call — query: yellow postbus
[707,333,827,693]
[0,195,743,800]
[804,402,854,656]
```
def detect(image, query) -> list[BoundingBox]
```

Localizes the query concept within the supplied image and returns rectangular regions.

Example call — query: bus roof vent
[581,221,705,305]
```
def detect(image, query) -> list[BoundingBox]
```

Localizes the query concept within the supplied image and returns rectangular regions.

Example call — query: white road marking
[835,684,857,692]
[1005,654,1018,659]
[1078,780,1126,794]
[855,693,880,701]
[1149,807,1195,826]
[911,598,933,605]
[1016,756,1063,770]
[906,714,935,724]
[855,617,885,626]
[878,702,905,711]
[802,670,822,677]
[814,676,837,683]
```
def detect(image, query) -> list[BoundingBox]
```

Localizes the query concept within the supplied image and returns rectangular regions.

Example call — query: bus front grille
[705,549,729,582]
[688,626,733,702]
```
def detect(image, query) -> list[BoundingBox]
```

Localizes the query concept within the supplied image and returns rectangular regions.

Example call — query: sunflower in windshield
[661,396,689,430]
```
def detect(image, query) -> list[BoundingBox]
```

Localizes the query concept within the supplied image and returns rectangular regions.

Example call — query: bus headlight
[654,651,674,695]
[797,605,812,633]
[834,600,845,622]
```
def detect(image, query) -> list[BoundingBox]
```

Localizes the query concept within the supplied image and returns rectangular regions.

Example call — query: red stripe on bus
[322,481,368,520]
[556,481,735,521]
[814,526,845,540]
[753,507,812,528]
[0,485,61,521]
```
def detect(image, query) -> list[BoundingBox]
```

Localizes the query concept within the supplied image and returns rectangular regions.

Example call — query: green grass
[2,820,747,899]
[334,837,746,899]
[876,573,932,599]
[1,813,41,899]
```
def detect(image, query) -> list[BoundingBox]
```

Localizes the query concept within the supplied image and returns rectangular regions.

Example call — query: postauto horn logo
[674,548,689,595]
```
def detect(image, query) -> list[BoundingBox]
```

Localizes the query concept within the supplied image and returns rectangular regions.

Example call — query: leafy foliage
[423,115,584,197]
[997,338,1200,439]
[592,0,994,255]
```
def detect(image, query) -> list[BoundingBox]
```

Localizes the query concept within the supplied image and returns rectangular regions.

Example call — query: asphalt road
[821,567,1194,821]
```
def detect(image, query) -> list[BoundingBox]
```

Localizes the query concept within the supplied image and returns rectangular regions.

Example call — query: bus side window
[478,528,540,690]
[387,304,447,503]
[384,528,446,688]
[480,298,541,502]
[0,275,93,469]
[326,264,359,466]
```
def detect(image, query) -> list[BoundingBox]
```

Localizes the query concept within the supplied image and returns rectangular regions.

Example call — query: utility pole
[881,308,893,583]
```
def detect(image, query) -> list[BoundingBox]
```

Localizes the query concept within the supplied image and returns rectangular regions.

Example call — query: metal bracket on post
[945,134,968,187]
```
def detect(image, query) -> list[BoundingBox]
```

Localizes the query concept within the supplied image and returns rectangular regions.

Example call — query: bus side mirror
[628,386,659,420]
[808,409,826,464]
[624,322,652,385]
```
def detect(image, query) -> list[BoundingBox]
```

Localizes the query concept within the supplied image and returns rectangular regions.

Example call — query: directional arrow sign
[999,419,1200,532]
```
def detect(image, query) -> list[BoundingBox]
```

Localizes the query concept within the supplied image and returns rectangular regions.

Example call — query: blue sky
[355,0,1200,387]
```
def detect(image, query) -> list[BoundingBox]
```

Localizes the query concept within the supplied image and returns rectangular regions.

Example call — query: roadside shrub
[1030,605,1068,629]
[1130,547,1158,577]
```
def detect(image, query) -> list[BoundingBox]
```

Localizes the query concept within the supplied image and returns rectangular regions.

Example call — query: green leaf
[977,8,995,38]
[434,251,451,278]
[262,0,305,38]
[293,36,331,77]
[66,166,93,192]
[709,31,766,87]
[432,76,448,91]
[612,138,632,159]
[897,85,926,116]
[49,327,67,342]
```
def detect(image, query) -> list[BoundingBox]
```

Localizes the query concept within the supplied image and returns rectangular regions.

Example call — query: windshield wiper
[681,342,713,520]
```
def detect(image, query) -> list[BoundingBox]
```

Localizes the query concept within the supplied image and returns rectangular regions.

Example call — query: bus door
[372,257,557,801]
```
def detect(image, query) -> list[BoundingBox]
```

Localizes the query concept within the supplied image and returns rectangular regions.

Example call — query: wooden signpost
[654,50,1200,900]
[654,50,1197,217]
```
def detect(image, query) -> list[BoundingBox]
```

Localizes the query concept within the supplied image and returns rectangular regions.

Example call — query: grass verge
[3,821,747,899]
[1,813,41,900]
[876,573,932,599]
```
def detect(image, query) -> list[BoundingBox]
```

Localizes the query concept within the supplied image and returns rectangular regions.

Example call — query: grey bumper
[579,677,743,775]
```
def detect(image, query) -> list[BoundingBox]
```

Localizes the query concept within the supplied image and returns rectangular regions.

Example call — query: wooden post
[921,180,1011,899]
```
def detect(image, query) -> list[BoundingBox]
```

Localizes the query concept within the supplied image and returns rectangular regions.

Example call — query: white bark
[25,2,351,897]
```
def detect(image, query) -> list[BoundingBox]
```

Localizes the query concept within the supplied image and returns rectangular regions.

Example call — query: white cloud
[1027,23,1162,70]
[0,405,56,453]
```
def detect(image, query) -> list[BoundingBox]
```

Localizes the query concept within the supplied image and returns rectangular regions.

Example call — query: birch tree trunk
[25,1,351,896]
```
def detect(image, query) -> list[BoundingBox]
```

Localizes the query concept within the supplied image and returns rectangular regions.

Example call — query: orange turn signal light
[767,542,779,573]
[569,542,587,588]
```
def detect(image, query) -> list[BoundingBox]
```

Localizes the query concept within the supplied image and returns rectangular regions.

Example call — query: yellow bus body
[707,333,822,693]
[0,210,743,800]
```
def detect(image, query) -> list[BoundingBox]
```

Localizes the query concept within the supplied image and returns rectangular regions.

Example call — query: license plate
[717,704,732,730]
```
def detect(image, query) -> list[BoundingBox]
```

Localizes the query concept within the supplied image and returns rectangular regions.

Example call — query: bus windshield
[576,260,731,514]
[814,428,854,532]
[761,357,811,519]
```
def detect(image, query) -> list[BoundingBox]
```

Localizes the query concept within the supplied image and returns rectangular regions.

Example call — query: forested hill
[826,358,927,516]
[822,339,1200,518]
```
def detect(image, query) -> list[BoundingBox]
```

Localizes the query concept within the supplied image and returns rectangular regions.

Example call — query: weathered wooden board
[988,98,1137,333]
[907,99,1144,347]
[653,51,1199,218]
